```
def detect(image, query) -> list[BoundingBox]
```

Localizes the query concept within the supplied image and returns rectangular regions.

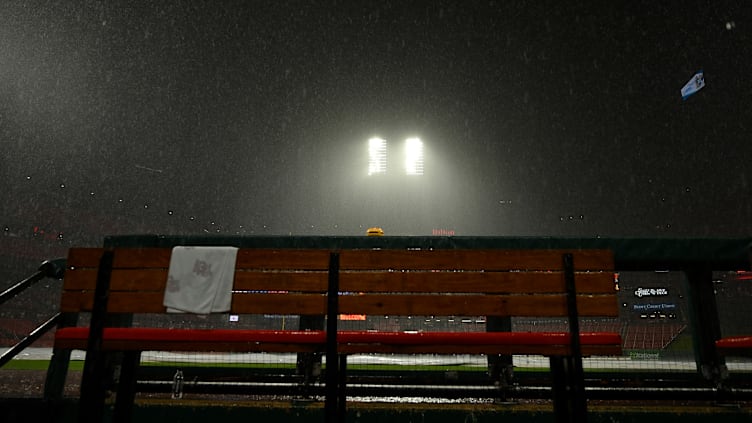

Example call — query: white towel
[163,246,238,314]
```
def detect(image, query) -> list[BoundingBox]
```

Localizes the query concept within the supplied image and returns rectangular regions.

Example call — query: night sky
[2,1,751,244]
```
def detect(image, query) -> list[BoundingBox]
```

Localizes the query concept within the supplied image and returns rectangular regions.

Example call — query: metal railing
[0,258,65,368]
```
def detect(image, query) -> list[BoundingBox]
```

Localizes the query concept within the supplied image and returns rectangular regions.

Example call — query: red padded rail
[56,328,620,347]
[716,336,752,350]
[55,327,327,344]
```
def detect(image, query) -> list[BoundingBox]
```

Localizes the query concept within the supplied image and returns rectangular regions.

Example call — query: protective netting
[2,269,751,396]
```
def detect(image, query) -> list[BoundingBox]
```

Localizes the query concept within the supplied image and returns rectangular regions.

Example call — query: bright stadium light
[368,137,387,175]
[404,137,423,176]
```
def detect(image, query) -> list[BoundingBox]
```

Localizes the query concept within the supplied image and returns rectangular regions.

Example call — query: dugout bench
[43,235,752,423]
[45,244,621,423]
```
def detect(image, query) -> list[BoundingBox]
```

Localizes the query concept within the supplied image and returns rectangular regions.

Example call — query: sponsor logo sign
[633,303,676,311]
[634,287,668,298]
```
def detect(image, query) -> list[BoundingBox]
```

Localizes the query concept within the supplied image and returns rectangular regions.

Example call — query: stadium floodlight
[368,137,387,175]
[404,137,423,176]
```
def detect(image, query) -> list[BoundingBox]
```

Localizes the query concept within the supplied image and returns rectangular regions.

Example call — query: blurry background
[1,1,752,377]
[2,1,750,264]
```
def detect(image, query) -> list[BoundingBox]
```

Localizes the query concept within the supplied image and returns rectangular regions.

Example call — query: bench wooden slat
[109,248,334,269]
[63,268,330,292]
[61,268,99,290]
[338,293,618,317]
[61,291,616,317]
[61,291,328,314]
[68,248,615,270]
[66,248,107,267]
[234,271,329,291]
[339,271,614,294]
[339,249,614,271]
[66,247,333,269]
[231,293,327,314]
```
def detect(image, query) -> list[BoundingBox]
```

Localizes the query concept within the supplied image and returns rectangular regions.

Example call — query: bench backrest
[336,249,617,318]
[62,247,616,320]
[61,248,332,315]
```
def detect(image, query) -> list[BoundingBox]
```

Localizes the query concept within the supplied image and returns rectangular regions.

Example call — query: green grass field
[1,359,82,371]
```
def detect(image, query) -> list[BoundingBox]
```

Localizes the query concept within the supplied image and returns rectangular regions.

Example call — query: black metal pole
[324,252,340,423]
[78,250,114,423]
[0,313,60,368]
[563,253,587,423]
[684,265,726,385]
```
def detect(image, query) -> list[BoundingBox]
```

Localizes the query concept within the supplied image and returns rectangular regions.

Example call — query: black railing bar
[0,312,61,368]
[0,258,66,307]
[0,270,44,306]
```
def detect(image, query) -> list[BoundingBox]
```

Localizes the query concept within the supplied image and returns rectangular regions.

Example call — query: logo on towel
[164,260,214,293]
[166,276,180,293]
[193,259,213,278]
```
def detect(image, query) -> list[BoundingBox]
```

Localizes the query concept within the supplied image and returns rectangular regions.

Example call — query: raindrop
[26,176,31,180]
[60,183,66,188]
[168,210,174,216]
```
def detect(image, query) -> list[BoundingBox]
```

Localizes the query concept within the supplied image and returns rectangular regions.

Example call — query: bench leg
[113,351,141,423]
[550,356,587,423]
[486,317,514,401]
[324,354,347,423]
[296,351,322,397]
[297,314,325,397]
[487,355,514,401]
[78,352,109,423]
[44,348,72,401]
[324,356,338,423]
[338,354,347,423]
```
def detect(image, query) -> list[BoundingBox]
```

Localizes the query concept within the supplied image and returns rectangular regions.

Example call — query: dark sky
[2,1,751,243]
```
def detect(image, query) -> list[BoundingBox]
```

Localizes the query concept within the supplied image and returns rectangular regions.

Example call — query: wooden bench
[46,247,336,423]
[329,248,621,422]
[45,246,621,423]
